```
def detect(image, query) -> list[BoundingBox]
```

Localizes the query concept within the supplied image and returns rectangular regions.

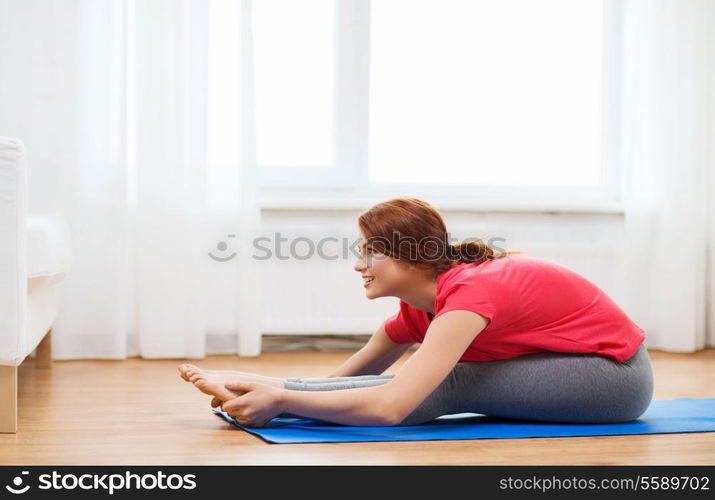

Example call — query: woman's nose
[354,257,366,272]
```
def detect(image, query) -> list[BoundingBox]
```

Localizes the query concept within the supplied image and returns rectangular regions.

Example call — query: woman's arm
[327,321,414,377]
[274,310,489,426]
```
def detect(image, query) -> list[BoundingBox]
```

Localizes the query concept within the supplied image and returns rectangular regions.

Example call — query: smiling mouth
[362,276,375,287]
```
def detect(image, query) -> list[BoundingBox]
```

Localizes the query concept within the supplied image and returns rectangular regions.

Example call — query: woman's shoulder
[436,254,559,291]
[438,255,597,299]
[438,253,530,278]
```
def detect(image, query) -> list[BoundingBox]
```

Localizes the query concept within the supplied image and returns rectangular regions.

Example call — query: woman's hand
[219,381,286,427]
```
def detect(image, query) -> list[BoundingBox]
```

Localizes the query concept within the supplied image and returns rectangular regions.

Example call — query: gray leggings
[284,344,654,425]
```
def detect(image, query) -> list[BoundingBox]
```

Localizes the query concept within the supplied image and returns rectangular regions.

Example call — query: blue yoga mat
[211,398,715,444]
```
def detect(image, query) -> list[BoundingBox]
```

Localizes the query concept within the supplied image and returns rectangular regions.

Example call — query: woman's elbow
[383,411,407,426]
[370,409,402,426]
[372,388,410,426]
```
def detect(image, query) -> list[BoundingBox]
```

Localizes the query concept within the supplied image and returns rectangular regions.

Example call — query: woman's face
[354,237,412,299]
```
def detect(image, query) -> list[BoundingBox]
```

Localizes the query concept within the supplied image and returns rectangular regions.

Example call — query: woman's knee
[559,358,654,424]
[610,363,654,423]
[397,367,467,425]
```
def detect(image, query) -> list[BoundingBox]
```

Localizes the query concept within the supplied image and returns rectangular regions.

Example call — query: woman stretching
[178,197,653,427]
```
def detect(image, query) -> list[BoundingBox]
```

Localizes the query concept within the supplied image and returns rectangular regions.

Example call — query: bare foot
[178,364,283,408]
[177,364,283,387]
[179,364,230,382]
[193,379,242,405]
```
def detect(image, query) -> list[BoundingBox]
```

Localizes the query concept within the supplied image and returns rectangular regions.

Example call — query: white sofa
[0,137,71,433]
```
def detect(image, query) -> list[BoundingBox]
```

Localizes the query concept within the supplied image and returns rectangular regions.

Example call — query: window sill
[259,196,625,215]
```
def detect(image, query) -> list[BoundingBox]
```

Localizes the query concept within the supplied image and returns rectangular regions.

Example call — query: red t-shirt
[384,255,645,363]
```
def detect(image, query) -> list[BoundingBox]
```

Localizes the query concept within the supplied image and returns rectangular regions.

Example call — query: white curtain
[0,0,262,358]
[620,0,715,351]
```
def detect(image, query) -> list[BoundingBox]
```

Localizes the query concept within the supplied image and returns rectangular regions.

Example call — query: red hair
[358,197,521,276]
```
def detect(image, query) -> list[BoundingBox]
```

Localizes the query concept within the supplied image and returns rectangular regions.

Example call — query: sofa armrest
[0,137,28,365]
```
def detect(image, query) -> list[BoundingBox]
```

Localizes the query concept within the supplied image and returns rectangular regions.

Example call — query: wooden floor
[1,348,714,465]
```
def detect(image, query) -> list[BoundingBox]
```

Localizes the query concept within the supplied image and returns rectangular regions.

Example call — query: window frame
[256,0,623,213]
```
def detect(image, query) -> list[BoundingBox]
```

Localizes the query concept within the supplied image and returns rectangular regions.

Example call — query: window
[253,0,335,168]
[250,0,618,209]
[369,0,603,187]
